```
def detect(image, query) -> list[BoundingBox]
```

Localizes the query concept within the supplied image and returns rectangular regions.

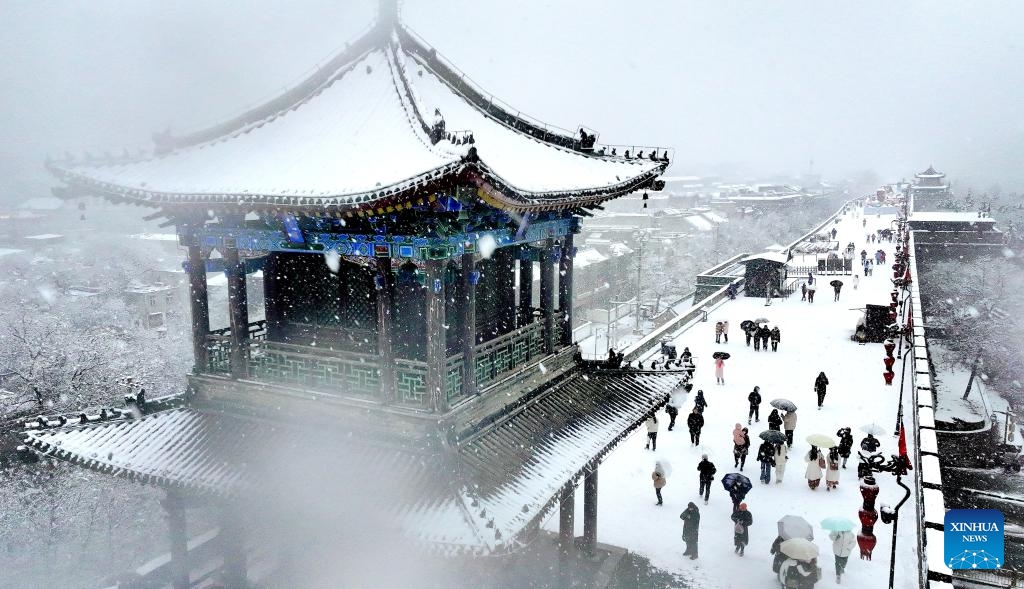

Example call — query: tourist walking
[768,409,783,431]
[783,410,798,447]
[770,536,788,573]
[680,502,700,559]
[694,389,708,414]
[744,323,756,347]
[697,455,716,504]
[652,461,667,505]
[721,320,729,343]
[715,321,724,344]
[833,281,843,302]
[733,426,750,471]
[807,281,816,303]
[757,440,775,484]
[801,282,807,301]
[770,326,781,352]
[830,529,856,583]
[688,409,705,446]
[731,503,753,556]
[715,356,725,385]
[836,427,854,468]
[861,433,881,453]
[753,326,762,351]
[747,386,762,424]
[758,325,771,351]
[825,447,841,491]
[727,478,749,513]
[814,371,829,409]
[805,446,824,490]
[664,397,679,431]
[644,414,659,450]
[774,442,788,483]
[853,274,859,290]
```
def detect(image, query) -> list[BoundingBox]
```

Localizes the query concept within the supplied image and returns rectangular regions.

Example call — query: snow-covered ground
[544,208,922,588]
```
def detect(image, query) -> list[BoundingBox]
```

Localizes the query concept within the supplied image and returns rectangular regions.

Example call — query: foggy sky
[2,0,1023,204]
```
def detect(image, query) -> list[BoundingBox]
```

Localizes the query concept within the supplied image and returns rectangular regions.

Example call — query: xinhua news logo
[945,509,1004,570]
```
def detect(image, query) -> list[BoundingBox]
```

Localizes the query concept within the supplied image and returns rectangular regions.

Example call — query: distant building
[123,281,182,329]
[909,165,951,212]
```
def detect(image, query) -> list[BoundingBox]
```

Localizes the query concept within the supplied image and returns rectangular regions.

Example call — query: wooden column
[163,489,189,589]
[540,239,555,354]
[424,260,447,412]
[517,253,534,327]
[558,234,575,347]
[496,248,517,335]
[558,482,576,587]
[375,259,396,403]
[263,253,284,340]
[224,248,249,379]
[461,253,478,396]
[219,506,248,587]
[186,245,210,373]
[582,465,598,556]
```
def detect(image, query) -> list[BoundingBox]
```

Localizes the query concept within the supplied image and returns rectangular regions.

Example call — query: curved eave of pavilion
[48,156,666,216]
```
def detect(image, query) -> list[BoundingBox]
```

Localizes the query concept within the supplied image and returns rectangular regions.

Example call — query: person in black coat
[745,324,756,347]
[861,433,881,453]
[767,408,783,431]
[694,389,708,414]
[727,479,749,513]
[734,427,751,470]
[814,371,829,409]
[757,440,776,484]
[680,502,700,559]
[696,455,716,504]
[836,427,854,468]
[664,395,679,431]
[770,535,788,573]
[687,409,705,446]
[758,325,771,351]
[770,327,781,352]
[731,503,753,556]
[747,386,762,424]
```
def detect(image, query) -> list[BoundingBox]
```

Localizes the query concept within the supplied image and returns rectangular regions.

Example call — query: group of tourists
[742,322,781,352]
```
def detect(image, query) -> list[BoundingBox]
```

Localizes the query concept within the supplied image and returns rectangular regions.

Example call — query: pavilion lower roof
[23,369,682,556]
[48,24,667,215]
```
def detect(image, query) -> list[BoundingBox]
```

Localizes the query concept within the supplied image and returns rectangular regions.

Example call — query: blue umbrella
[820,517,855,532]
[721,472,752,493]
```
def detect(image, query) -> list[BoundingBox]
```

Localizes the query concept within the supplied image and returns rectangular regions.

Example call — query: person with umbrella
[770,535,788,574]
[770,326,781,352]
[696,454,716,504]
[723,473,752,513]
[652,460,668,505]
[747,385,762,424]
[731,503,753,556]
[758,324,771,352]
[823,520,856,583]
[825,447,841,491]
[680,502,700,559]
[814,371,829,410]
[644,413,659,451]
[688,408,705,446]
[861,432,881,453]
[836,427,854,468]
[805,445,824,490]
[756,435,778,484]
[830,280,843,302]
[783,409,798,447]
[664,393,679,431]
[768,408,783,431]
[742,320,756,347]
[780,555,819,589]
[713,353,727,385]
[694,389,708,415]
[733,426,750,471]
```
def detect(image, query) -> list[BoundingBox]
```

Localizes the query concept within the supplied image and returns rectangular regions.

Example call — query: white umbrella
[780,538,820,560]
[860,423,887,436]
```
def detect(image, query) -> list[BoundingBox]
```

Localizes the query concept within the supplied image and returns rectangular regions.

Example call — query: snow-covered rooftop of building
[909,212,996,223]
[573,248,608,269]
[49,26,667,212]
[127,233,180,242]
[684,215,713,231]
[741,251,790,264]
[607,242,634,256]
[700,211,728,224]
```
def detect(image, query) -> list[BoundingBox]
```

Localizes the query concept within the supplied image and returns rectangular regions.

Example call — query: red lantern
[884,339,896,356]
[883,371,895,385]
[857,532,878,560]
[890,291,899,303]
[884,356,896,371]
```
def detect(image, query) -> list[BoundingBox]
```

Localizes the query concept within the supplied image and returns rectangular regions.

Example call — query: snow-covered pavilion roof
[23,370,682,556]
[48,22,668,215]
[915,166,945,179]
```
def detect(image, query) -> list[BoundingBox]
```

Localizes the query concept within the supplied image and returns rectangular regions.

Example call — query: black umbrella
[770,398,797,411]
[721,472,752,492]
[740,320,755,331]
[760,430,787,444]
[712,351,730,360]
[830,280,843,288]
